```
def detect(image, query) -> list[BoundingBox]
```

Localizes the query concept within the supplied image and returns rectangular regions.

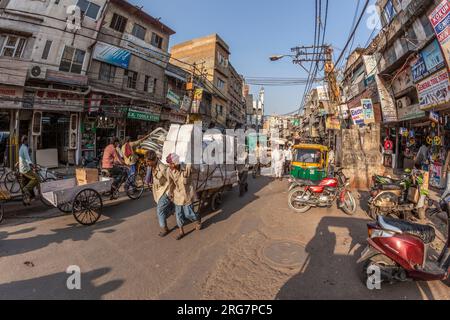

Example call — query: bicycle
[101,165,145,201]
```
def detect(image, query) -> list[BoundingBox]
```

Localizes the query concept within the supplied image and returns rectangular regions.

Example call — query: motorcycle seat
[378,217,436,244]
[293,179,317,186]
[379,184,403,191]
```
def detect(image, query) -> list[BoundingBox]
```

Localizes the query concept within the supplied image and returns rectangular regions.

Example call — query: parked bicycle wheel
[125,173,145,200]
[4,171,20,194]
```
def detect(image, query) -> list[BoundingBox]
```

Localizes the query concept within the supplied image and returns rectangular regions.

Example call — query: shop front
[126,106,162,139]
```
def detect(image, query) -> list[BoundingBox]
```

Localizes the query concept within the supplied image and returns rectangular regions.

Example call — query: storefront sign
[46,70,88,86]
[167,89,181,106]
[350,106,365,126]
[33,91,84,112]
[0,85,23,109]
[161,111,187,124]
[121,33,170,68]
[127,108,160,122]
[181,95,191,112]
[93,42,131,69]
[417,69,450,110]
[430,111,440,123]
[361,99,375,124]
[411,40,446,83]
[429,0,450,71]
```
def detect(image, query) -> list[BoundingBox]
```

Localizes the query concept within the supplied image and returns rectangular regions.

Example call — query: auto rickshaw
[291,144,329,182]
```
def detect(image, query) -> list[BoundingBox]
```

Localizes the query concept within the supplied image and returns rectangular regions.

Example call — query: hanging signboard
[417,69,450,110]
[350,106,365,126]
[93,42,131,69]
[361,98,375,124]
[430,111,440,123]
[376,75,398,122]
[325,115,341,130]
[181,95,192,112]
[429,0,450,71]
[411,39,446,83]
[167,89,181,106]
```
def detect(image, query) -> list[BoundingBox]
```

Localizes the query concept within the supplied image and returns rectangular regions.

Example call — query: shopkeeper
[414,141,429,170]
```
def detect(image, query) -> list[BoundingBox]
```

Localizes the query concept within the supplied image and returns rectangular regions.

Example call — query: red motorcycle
[288,168,356,215]
[358,196,450,285]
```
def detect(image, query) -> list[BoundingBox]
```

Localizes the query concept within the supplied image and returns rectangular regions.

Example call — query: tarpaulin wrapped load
[139,128,168,157]
[163,124,238,192]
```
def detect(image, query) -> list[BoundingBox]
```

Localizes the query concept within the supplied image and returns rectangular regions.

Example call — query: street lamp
[269,54,311,75]
[269,55,288,61]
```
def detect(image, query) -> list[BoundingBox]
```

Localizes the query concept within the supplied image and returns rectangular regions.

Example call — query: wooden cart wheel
[211,192,223,211]
[57,202,73,214]
[72,189,103,226]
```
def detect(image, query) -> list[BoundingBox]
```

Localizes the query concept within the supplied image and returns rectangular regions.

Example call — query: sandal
[176,233,185,241]
[195,220,202,231]
[158,228,170,238]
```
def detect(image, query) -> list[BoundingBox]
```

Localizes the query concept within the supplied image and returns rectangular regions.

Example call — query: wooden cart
[41,178,114,226]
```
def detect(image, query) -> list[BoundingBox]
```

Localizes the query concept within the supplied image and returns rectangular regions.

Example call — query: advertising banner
[121,33,170,68]
[417,69,450,109]
[350,106,365,126]
[361,99,375,124]
[93,42,131,69]
[411,40,446,82]
[429,0,450,70]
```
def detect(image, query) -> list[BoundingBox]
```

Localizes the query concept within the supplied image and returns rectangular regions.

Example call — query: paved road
[0,178,449,299]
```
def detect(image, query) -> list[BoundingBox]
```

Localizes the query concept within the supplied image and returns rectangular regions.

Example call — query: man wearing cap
[146,150,174,237]
[166,153,201,240]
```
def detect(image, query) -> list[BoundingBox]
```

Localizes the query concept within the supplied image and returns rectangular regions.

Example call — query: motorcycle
[358,197,450,286]
[288,168,357,215]
[368,169,429,220]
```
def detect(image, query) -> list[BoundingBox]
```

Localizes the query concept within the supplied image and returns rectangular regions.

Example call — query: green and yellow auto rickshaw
[291,144,329,182]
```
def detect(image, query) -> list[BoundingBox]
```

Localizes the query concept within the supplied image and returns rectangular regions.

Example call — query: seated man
[102,138,126,195]
[19,135,39,205]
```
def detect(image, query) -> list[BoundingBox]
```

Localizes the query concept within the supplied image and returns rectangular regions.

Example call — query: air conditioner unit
[69,114,78,150]
[396,96,411,110]
[28,65,46,80]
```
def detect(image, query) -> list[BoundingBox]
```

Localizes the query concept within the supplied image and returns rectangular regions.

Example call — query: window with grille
[59,46,86,74]
[151,33,163,49]
[110,13,128,32]
[0,35,27,58]
[99,62,116,82]
[76,0,101,20]
[125,70,138,89]
[132,24,146,41]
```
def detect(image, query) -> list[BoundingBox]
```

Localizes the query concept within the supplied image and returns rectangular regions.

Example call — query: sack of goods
[139,128,168,157]
[163,124,238,192]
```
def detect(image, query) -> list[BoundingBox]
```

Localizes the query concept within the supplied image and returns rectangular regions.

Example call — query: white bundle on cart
[162,124,238,192]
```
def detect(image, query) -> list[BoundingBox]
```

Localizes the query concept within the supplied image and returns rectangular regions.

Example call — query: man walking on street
[166,153,202,240]
[146,150,174,237]
[284,146,293,175]
[19,135,39,205]
[272,145,285,181]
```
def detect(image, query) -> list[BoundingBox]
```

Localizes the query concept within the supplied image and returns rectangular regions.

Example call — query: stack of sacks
[162,124,238,191]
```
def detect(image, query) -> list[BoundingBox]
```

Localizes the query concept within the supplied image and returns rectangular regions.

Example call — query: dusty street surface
[0,178,449,300]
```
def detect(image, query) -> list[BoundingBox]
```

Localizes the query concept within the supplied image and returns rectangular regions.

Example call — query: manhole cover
[262,241,307,268]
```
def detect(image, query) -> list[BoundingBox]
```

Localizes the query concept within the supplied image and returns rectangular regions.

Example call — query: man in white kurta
[272,146,285,180]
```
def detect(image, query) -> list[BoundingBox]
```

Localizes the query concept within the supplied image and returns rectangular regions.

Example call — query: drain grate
[262,241,307,268]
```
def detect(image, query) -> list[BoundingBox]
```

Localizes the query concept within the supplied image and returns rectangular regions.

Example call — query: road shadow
[201,176,272,230]
[275,215,438,300]
[0,194,154,258]
[358,191,371,216]
[0,267,123,299]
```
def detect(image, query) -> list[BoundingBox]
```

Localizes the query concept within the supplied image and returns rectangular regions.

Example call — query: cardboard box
[76,168,99,186]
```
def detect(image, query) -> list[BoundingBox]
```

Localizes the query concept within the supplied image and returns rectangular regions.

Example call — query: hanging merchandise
[434,136,442,146]
[384,138,394,152]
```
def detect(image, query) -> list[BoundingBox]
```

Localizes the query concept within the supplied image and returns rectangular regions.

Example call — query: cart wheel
[5,171,20,194]
[57,202,73,214]
[211,192,223,211]
[72,189,103,226]
[125,173,145,200]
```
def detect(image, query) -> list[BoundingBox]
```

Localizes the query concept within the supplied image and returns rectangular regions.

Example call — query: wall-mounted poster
[361,98,375,124]
[417,69,450,110]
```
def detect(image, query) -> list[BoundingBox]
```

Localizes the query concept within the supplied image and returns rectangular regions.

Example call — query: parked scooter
[358,197,450,285]
[368,169,429,220]
[288,168,357,215]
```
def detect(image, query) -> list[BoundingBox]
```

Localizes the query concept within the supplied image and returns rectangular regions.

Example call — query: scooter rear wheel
[361,254,398,286]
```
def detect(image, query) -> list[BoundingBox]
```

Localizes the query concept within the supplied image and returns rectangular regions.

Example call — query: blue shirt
[19,144,32,174]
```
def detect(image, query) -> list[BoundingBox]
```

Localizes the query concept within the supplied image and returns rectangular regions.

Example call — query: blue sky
[130,0,377,115]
